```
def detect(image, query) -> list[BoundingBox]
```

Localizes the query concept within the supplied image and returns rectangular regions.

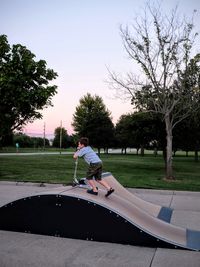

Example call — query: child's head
[78,137,89,148]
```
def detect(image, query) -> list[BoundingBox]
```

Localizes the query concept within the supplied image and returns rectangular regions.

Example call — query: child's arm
[73,152,78,159]
[73,147,81,159]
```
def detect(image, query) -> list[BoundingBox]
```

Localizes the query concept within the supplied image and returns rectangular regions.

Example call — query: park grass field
[0,153,200,191]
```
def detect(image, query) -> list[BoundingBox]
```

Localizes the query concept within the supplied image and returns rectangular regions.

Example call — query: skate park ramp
[0,173,200,251]
[89,172,173,223]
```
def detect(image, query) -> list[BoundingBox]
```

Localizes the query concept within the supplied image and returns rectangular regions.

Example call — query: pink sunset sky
[1,0,200,139]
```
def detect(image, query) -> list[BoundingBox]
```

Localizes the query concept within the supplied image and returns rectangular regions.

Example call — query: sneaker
[105,188,115,197]
[87,189,98,195]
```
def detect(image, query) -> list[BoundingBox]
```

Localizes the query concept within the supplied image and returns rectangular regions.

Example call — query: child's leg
[87,179,98,192]
[96,179,111,190]
[94,164,112,190]
[86,164,98,192]
[97,179,115,197]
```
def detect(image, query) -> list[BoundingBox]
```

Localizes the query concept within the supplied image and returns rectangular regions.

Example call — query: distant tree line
[12,133,50,148]
[115,112,200,162]
[2,92,200,164]
[71,93,200,161]
[3,130,75,149]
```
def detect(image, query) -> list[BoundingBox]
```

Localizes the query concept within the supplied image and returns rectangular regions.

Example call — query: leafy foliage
[13,133,49,148]
[53,127,70,148]
[72,93,114,151]
[115,112,165,154]
[0,35,58,144]
[109,4,200,178]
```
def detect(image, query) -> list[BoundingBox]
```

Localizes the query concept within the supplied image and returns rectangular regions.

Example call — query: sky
[1,0,200,138]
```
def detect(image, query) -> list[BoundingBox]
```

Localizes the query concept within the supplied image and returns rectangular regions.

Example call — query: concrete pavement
[0,182,200,267]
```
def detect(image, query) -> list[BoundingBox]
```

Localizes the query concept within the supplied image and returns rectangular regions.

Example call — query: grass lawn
[0,153,200,191]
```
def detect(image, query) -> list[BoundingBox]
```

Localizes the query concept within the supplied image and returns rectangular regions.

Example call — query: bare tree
[109,4,200,179]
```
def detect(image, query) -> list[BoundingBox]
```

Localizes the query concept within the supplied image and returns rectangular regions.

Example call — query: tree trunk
[140,145,144,156]
[194,150,198,162]
[162,148,167,171]
[104,148,108,154]
[165,114,174,179]
[194,145,199,162]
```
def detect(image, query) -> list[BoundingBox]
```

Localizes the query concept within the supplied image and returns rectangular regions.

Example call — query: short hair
[79,137,89,147]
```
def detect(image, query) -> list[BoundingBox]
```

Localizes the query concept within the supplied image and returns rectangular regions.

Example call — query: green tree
[31,137,50,148]
[115,114,135,154]
[13,133,49,148]
[72,93,114,154]
[173,114,200,161]
[130,113,160,156]
[53,127,69,148]
[115,112,161,155]
[109,5,200,179]
[0,35,58,146]
[13,133,32,148]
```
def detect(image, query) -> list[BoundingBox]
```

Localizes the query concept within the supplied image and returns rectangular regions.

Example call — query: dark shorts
[86,162,102,181]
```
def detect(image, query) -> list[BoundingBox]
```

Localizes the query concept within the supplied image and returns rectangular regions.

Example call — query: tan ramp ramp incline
[84,172,173,222]
[0,185,200,250]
